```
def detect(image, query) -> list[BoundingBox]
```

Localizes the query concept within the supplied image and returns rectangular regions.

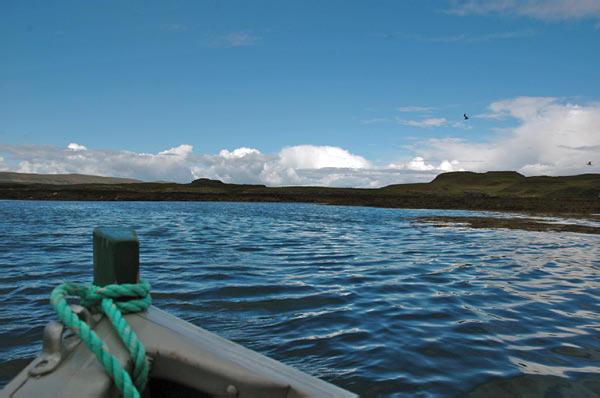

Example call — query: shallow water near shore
[1,200,599,397]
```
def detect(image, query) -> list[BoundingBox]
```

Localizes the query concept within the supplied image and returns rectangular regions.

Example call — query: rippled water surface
[1,201,599,397]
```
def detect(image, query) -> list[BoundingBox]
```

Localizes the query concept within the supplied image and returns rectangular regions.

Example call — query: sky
[1,0,599,187]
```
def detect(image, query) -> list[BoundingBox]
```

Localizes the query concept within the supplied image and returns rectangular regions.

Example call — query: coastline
[2,171,599,234]
[414,215,600,235]
[1,182,598,214]
[2,184,600,235]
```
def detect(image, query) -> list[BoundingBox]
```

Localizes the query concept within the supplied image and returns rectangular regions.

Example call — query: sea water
[1,200,599,397]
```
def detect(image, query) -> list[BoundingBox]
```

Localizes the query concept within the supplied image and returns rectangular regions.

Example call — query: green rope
[50,279,152,398]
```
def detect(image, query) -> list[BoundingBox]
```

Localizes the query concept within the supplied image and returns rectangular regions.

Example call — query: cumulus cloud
[279,145,371,169]
[284,167,442,188]
[190,145,460,187]
[192,152,442,188]
[414,97,600,176]
[449,0,600,21]
[191,145,389,187]
[158,144,194,157]
[67,143,87,151]
[387,156,463,173]
[218,147,261,159]
[191,148,280,185]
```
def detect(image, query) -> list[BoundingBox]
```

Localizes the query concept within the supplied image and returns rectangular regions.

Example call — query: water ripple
[1,201,599,397]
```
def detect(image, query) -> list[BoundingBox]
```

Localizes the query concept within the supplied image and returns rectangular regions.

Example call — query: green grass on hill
[381,171,600,200]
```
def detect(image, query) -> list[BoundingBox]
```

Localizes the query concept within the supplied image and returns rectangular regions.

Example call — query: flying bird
[463,113,469,120]
[587,161,592,166]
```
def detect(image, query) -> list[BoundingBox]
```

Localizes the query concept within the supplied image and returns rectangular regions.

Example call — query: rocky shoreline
[414,215,600,235]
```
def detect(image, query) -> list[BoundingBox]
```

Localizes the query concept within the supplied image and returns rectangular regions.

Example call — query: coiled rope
[50,279,152,398]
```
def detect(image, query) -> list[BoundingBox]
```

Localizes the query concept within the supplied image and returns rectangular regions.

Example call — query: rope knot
[80,280,151,313]
[50,279,152,398]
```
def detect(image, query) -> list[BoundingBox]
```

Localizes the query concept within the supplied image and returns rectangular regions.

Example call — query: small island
[1,171,599,234]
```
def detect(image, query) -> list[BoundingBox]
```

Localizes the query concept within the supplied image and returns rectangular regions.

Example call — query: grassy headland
[1,171,599,218]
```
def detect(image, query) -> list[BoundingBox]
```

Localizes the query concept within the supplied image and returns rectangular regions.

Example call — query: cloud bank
[449,0,600,21]
[0,143,197,183]
[415,97,600,176]
[0,143,443,188]
[189,145,439,187]
[1,97,598,187]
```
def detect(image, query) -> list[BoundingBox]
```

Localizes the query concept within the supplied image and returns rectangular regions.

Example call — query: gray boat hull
[2,305,356,397]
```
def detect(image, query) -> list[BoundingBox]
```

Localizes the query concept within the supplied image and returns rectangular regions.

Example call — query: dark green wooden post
[93,227,139,286]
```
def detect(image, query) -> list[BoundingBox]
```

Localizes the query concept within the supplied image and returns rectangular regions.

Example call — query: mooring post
[93,227,139,286]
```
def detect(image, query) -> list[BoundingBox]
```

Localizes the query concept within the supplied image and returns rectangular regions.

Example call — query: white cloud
[282,168,441,188]
[449,0,600,21]
[451,121,472,129]
[397,117,447,128]
[474,112,508,119]
[4,142,410,187]
[406,157,435,171]
[191,145,378,187]
[361,118,390,125]
[0,143,197,182]
[190,145,465,187]
[387,156,463,173]
[218,147,261,159]
[396,106,436,112]
[413,97,600,176]
[440,160,460,172]
[191,148,280,185]
[68,143,87,151]
[158,144,193,156]
[279,145,371,169]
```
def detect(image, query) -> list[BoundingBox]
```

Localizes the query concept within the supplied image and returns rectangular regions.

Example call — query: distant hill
[191,178,266,189]
[382,171,600,200]
[0,172,142,185]
[430,171,525,185]
[1,171,598,216]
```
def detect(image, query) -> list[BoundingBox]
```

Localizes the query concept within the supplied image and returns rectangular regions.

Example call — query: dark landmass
[415,216,600,235]
[1,172,599,224]
[0,171,142,185]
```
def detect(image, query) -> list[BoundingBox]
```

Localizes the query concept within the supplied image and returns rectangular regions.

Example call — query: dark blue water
[1,201,599,397]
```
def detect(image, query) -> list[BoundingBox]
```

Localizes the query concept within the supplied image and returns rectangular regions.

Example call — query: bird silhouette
[587,161,592,166]
[463,114,469,120]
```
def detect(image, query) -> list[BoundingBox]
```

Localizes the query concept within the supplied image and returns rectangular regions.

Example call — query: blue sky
[1,0,599,186]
